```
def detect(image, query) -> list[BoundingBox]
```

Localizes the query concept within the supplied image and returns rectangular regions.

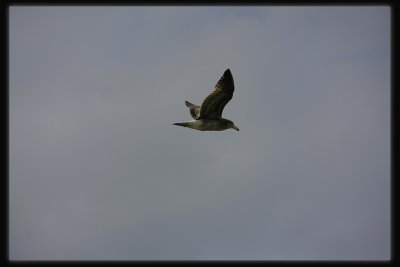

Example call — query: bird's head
[228,121,239,131]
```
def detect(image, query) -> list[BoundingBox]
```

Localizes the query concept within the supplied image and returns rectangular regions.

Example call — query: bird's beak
[234,126,240,131]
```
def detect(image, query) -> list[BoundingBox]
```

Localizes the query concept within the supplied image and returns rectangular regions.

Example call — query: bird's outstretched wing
[198,69,235,119]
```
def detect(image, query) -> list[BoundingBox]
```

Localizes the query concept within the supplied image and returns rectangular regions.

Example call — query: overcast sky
[9,6,390,260]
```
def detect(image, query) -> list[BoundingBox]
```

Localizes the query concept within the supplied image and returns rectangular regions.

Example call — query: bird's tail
[173,122,187,127]
[173,120,202,130]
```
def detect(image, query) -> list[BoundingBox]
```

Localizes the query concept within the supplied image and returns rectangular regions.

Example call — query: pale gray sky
[9,6,390,260]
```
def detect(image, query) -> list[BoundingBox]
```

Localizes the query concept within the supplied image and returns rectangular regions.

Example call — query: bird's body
[174,118,237,131]
[173,69,239,132]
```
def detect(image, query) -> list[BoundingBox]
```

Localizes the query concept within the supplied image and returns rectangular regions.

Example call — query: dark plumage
[173,69,239,131]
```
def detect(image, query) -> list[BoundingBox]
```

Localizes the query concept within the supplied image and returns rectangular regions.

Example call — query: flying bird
[173,68,239,131]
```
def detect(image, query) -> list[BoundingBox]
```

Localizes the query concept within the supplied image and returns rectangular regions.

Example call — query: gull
[173,69,239,132]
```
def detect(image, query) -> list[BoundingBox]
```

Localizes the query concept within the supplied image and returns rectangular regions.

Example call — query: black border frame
[3,0,398,265]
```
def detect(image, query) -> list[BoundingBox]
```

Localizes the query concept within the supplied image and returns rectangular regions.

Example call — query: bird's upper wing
[198,69,235,119]
[185,101,200,119]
